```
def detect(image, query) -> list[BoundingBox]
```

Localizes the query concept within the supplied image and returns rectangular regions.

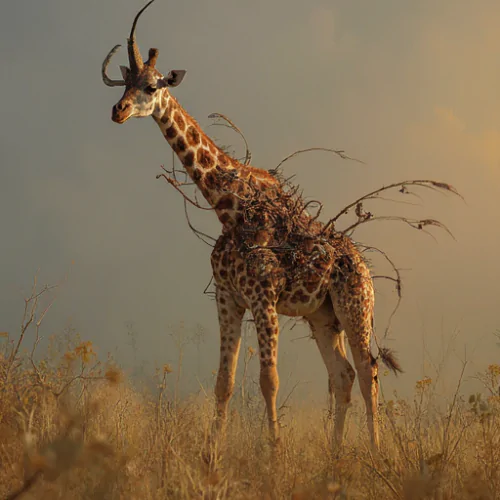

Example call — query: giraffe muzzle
[112,102,132,124]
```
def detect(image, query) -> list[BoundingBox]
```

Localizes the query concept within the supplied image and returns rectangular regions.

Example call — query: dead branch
[28,293,58,391]
[302,199,323,224]
[278,381,303,414]
[155,109,460,348]
[203,276,216,300]
[270,147,364,176]
[323,179,463,234]
[208,112,252,166]
[359,243,403,337]
[183,199,216,247]
[344,216,456,241]
[156,166,214,211]
[4,275,59,385]
[163,151,191,184]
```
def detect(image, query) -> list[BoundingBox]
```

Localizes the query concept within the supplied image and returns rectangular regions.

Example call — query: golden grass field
[1,283,500,499]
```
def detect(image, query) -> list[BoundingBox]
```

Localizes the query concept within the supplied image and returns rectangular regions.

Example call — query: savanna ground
[1,279,500,500]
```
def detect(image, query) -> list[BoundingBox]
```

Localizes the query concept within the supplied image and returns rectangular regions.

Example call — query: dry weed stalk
[2,275,500,498]
[1,274,59,387]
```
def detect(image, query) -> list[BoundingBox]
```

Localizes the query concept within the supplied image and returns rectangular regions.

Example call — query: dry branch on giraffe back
[169,119,460,334]
[325,179,463,235]
[208,113,253,166]
[101,0,461,453]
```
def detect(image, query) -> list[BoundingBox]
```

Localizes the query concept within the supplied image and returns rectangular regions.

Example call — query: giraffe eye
[144,85,156,95]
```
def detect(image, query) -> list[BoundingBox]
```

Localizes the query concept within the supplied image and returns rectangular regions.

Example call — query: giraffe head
[101,0,186,124]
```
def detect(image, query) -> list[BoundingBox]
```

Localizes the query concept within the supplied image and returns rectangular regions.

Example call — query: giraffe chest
[211,244,281,309]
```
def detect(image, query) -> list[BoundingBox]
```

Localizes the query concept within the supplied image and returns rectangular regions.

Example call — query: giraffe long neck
[153,91,279,228]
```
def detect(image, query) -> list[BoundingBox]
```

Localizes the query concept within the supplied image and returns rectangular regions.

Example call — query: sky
[1,0,499,403]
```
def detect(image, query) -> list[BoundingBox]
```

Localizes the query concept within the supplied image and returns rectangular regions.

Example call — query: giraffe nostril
[116,101,130,112]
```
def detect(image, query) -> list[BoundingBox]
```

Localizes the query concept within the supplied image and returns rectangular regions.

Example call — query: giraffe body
[210,227,378,446]
[101,0,399,451]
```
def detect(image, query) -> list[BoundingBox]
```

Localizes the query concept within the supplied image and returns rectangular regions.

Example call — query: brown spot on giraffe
[186,126,200,146]
[204,172,216,189]
[174,112,186,131]
[184,151,195,167]
[197,148,214,169]
[215,196,234,210]
[172,137,186,153]
[218,154,229,167]
[191,168,202,182]
[165,125,177,139]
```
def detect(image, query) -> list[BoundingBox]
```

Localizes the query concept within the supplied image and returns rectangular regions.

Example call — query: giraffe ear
[160,70,187,88]
[119,65,130,81]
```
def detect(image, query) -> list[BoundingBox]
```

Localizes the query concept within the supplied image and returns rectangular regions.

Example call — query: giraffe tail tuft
[378,347,403,375]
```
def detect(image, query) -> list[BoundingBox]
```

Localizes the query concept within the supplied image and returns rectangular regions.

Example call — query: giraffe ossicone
[102,0,402,452]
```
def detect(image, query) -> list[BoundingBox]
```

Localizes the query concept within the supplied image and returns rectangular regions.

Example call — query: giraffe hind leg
[306,297,356,450]
[329,261,380,451]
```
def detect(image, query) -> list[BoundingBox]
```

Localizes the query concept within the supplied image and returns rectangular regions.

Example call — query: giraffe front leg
[212,287,245,440]
[252,301,280,444]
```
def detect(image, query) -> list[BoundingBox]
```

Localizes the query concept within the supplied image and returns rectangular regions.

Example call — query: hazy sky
[1,0,499,402]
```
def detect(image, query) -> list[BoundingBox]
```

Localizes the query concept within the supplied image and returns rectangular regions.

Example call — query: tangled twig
[208,112,252,166]
[270,147,364,176]
[156,166,214,211]
[358,243,403,338]
[157,113,461,341]
[323,179,463,235]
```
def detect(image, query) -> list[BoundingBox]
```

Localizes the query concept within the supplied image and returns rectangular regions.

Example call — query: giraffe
[101,0,402,452]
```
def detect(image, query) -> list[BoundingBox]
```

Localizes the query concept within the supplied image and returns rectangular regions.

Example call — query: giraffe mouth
[112,114,128,124]
[111,109,131,124]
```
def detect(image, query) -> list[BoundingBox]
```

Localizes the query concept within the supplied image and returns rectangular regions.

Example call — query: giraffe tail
[377,347,403,375]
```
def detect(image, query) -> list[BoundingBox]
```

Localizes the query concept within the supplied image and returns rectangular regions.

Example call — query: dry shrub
[2,345,500,499]
[2,279,500,499]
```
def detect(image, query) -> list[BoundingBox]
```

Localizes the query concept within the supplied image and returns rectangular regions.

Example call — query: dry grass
[1,283,500,499]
